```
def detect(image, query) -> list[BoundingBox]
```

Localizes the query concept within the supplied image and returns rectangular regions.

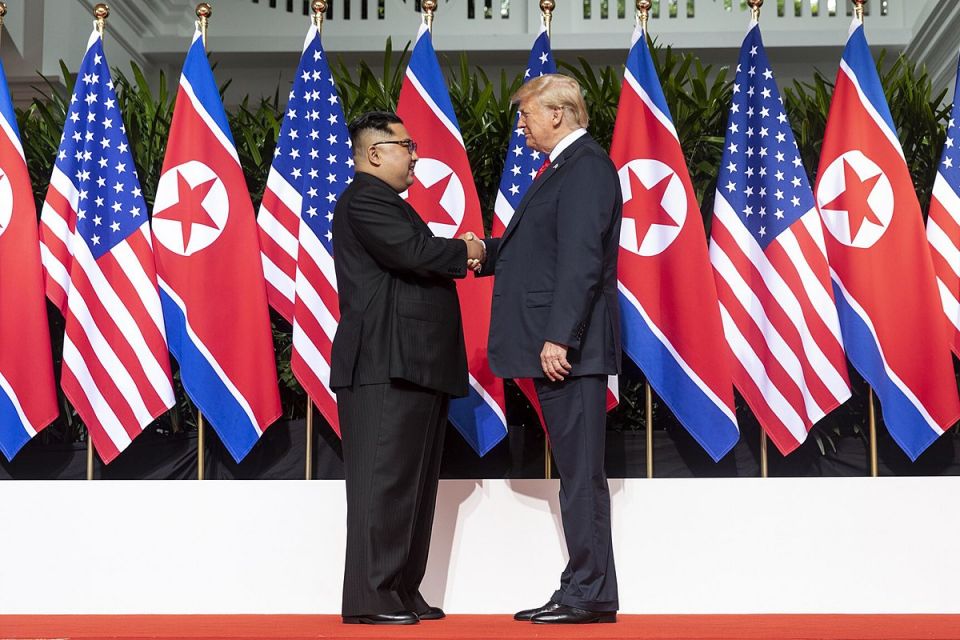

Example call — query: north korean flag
[814,19,960,460]
[397,24,507,456]
[153,30,282,462]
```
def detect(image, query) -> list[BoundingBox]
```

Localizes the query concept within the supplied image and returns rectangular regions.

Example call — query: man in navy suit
[475,74,623,624]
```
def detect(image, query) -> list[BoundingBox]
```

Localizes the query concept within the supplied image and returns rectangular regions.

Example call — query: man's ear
[366,144,382,167]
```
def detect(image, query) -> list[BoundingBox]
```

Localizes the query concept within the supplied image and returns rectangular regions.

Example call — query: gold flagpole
[422,0,435,30]
[746,0,769,479]
[85,3,112,481]
[301,1,327,482]
[538,0,555,481]
[637,1,654,479]
[849,0,876,477]
[194,2,212,481]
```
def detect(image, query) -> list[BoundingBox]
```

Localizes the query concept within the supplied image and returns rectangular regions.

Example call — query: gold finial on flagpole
[0,3,7,48]
[422,0,436,31]
[540,0,555,38]
[748,0,763,21]
[94,3,109,36]
[312,0,326,30]
[637,0,650,31]
[853,0,865,22]
[196,2,212,45]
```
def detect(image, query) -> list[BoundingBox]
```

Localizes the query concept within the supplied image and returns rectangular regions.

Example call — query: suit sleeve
[348,188,468,280]
[474,237,501,278]
[544,153,617,350]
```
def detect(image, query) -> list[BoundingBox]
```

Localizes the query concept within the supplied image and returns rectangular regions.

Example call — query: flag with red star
[1,48,57,460]
[153,28,281,462]
[396,23,507,456]
[611,26,739,461]
[815,18,960,460]
[926,52,960,356]
[710,19,850,456]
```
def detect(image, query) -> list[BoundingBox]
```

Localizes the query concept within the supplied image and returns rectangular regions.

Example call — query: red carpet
[1,615,959,639]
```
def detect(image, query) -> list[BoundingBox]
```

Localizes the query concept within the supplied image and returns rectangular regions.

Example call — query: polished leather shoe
[514,601,562,621]
[417,606,446,620]
[531,604,617,624]
[342,610,419,625]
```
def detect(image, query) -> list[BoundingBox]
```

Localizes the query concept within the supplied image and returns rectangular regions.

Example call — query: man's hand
[459,231,486,272]
[540,340,571,381]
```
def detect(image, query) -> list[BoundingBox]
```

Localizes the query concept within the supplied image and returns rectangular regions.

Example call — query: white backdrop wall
[1,478,958,615]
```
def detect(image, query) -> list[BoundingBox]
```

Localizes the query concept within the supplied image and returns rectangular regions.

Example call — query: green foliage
[14,42,956,445]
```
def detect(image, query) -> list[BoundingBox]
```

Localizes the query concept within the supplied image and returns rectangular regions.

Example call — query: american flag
[927,52,960,357]
[258,24,352,434]
[493,26,555,237]
[493,27,618,424]
[709,21,850,455]
[39,29,175,464]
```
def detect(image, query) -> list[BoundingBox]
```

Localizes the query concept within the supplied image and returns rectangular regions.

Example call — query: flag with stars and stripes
[926,51,960,356]
[397,23,507,455]
[0,53,58,460]
[39,28,175,463]
[493,26,556,237]
[612,26,738,461]
[814,18,959,460]
[257,23,352,435]
[710,20,850,456]
[493,27,618,432]
[153,28,282,462]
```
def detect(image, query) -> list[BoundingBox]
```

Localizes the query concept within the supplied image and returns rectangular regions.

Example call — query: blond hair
[511,73,589,129]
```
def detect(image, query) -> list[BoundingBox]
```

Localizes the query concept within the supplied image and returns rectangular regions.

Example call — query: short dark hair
[348,111,403,150]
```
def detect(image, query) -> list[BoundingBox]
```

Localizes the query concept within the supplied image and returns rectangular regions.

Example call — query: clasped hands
[459,231,486,272]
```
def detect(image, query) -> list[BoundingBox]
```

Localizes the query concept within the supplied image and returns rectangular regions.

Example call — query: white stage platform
[1,478,957,615]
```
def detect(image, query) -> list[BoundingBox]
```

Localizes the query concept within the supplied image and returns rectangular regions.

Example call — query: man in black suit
[330,111,486,625]
[475,74,622,624]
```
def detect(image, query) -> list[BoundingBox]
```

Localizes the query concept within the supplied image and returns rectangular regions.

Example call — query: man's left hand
[540,340,571,381]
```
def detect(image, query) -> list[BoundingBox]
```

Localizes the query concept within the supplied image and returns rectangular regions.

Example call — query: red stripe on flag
[59,369,121,464]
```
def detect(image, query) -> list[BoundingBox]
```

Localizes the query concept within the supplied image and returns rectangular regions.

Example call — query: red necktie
[535,158,551,179]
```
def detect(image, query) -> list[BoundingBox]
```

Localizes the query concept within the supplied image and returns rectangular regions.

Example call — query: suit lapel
[501,134,594,246]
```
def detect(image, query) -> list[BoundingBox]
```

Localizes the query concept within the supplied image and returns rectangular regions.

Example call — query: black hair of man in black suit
[475,75,623,625]
[330,111,487,626]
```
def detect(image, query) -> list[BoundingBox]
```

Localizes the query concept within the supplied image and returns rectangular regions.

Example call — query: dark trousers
[337,379,448,616]
[535,374,619,612]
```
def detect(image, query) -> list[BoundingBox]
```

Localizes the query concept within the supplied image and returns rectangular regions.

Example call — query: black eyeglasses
[371,139,418,153]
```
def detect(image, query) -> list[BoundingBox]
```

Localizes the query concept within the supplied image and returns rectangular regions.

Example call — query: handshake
[459,232,486,272]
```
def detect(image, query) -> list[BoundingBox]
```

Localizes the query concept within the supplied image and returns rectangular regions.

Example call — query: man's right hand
[459,232,486,271]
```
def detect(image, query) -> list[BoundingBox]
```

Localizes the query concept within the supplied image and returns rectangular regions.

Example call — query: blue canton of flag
[58,41,148,257]
[715,30,813,245]
[272,31,353,252]
[492,27,555,234]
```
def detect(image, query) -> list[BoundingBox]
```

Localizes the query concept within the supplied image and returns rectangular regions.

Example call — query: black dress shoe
[417,606,446,620]
[514,601,562,621]
[531,604,617,624]
[342,610,419,625]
